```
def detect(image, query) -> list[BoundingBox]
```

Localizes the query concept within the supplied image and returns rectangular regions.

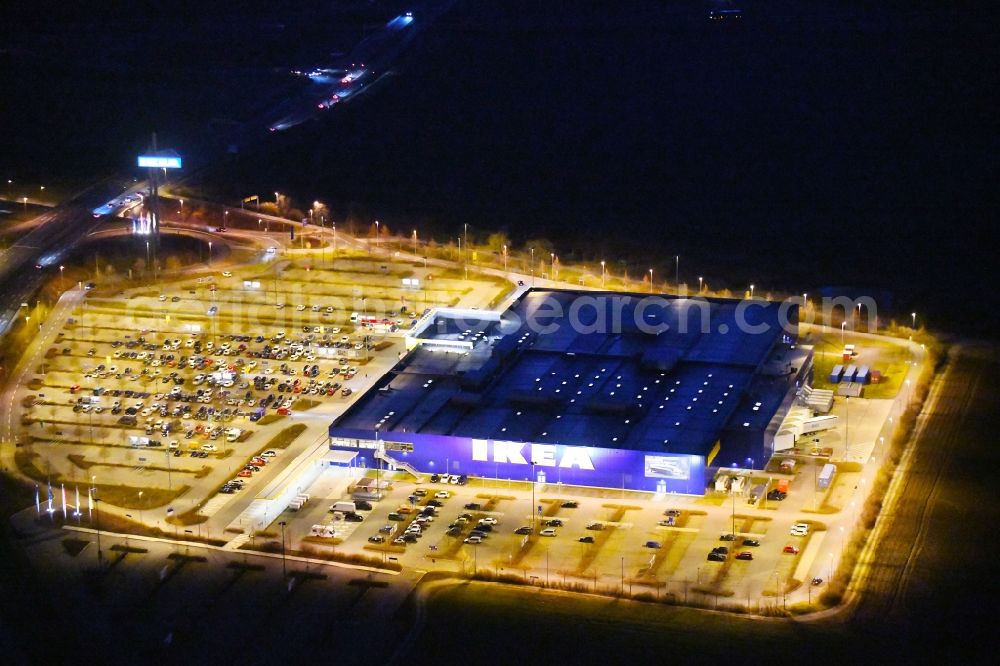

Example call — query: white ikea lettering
[559,447,595,470]
[472,439,488,462]
[493,440,528,465]
[531,444,556,466]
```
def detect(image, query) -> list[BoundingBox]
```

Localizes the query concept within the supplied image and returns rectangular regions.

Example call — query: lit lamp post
[601,260,606,287]
[911,312,917,329]
[59,265,64,290]
[208,241,213,266]
[279,520,287,578]
[530,460,537,532]
[698,276,703,293]
[223,210,229,228]
[375,220,380,249]
[551,253,557,280]
[750,283,755,299]
[648,268,653,293]
[502,244,508,272]
[841,321,846,344]
[412,229,418,255]
[138,490,143,524]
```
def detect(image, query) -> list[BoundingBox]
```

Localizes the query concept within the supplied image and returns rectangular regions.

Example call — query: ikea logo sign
[471,439,595,471]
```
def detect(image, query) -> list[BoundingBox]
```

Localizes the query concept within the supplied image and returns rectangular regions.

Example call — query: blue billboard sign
[138,155,182,169]
[329,429,706,494]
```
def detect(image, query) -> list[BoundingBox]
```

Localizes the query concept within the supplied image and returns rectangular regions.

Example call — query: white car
[312,305,321,312]
[201,444,218,452]
[478,516,498,525]
[222,271,232,277]
[296,304,306,311]
[540,528,557,537]
[790,522,810,536]
[434,491,450,499]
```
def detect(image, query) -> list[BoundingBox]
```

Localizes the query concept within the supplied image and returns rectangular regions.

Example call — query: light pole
[601,260,606,287]
[223,209,229,229]
[22,196,27,212]
[138,490,143,524]
[750,283,755,299]
[375,220,380,249]
[279,520,287,578]
[675,255,679,294]
[464,223,469,261]
[179,199,184,217]
[911,312,917,329]
[698,276,703,293]
[841,321,846,344]
[208,241,213,266]
[530,460,537,531]
[502,244,508,272]
[551,253,557,280]
[59,265,64,290]
[648,268,653,293]
[412,229,418,255]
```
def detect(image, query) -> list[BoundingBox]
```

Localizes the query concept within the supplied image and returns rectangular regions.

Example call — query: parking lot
[11,252,507,526]
[250,463,836,603]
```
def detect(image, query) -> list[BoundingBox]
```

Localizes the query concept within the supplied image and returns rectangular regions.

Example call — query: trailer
[817,463,836,490]
[779,459,797,473]
[855,366,870,385]
[775,478,790,494]
[748,483,767,504]
[800,414,839,436]
[828,364,844,384]
[841,365,858,383]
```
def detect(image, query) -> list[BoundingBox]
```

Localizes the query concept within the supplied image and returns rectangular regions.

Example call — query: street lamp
[279,520,287,578]
[530,460,537,531]
[601,260,606,287]
[648,268,653,293]
[138,490,143,524]
[375,220,380,248]
[911,312,917,329]
[208,241,213,265]
[750,283,755,299]
[502,244,508,272]
[412,229,418,255]
[841,321,846,344]
[59,265,64,289]
[223,210,229,228]
[698,276,703,293]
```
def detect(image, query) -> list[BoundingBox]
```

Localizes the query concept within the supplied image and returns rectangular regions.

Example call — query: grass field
[409,581,856,662]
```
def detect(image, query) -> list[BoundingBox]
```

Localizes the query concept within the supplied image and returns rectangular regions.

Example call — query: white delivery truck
[331,500,356,513]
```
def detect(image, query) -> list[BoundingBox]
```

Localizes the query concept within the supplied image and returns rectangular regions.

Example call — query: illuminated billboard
[329,429,706,494]
[137,155,182,169]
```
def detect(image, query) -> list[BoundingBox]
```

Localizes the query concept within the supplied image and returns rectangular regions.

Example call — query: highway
[0,178,141,337]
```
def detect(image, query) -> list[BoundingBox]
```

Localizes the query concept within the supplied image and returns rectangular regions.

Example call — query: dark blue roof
[333,289,797,458]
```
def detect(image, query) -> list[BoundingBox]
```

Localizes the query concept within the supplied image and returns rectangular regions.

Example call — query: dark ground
[1,1,997,334]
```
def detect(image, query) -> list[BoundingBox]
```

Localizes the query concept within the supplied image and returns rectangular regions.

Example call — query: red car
[736,551,754,561]
[70,385,81,394]
[237,469,252,478]
[783,545,800,554]
[276,407,291,415]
